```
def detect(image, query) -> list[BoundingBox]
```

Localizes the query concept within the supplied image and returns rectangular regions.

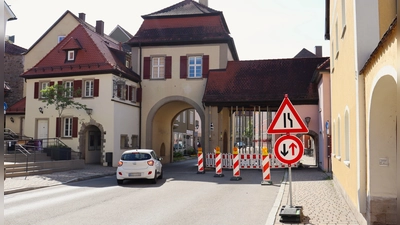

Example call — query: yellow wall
[378,0,396,38]
[330,0,359,206]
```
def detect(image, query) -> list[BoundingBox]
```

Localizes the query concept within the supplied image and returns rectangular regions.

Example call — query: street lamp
[305,117,311,127]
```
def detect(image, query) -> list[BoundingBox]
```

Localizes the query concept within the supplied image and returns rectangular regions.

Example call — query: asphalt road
[4,159,285,225]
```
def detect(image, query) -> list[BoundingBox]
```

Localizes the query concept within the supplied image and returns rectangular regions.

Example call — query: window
[344,111,350,165]
[188,56,202,78]
[85,80,94,97]
[341,0,346,36]
[335,19,339,57]
[120,135,130,149]
[112,79,126,100]
[337,117,341,159]
[152,57,165,79]
[58,36,65,43]
[183,111,186,123]
[64,81,74,98]
[40,82,49,98]
[131,135,139,149]
[63,117,73,137]
[176,115,180,122]
[190,111,194,124]
[67,50,75,61]
[131,86,137,102]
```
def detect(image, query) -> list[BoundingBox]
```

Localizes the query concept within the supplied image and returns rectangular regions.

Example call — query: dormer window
[67,50,75,61]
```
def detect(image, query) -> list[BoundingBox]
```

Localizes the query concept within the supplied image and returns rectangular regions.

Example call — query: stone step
[4,159,85,178]
[4,152,52,162]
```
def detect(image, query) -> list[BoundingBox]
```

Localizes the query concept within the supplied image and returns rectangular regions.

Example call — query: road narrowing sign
[267,95,308,134]
[273,135,304,165]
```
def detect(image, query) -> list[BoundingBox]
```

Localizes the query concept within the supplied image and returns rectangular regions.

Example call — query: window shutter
[50,81,54,86]
[58,81,62,85]
[180,56,187,79]
[94,79,99,97]
[137,88,142,102]
[56,117,61,137]
[129,86,133,101]
[202,55,209,78]
[143,57,151,79]
[72,117,78,138]
[125,85,129,99]
[34,82,39,99]
[73,80,82,98]
[165,56,172,79]
[117,85,121,98]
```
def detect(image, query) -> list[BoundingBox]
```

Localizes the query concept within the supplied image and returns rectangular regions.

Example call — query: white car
[116,149,163,185]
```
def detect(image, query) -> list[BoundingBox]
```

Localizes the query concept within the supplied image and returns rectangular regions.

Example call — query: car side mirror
[159,157,163,161]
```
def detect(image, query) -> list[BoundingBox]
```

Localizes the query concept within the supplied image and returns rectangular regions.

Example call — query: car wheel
[158,169,163,179]
[117,179,123,185]
[152,171,157,184]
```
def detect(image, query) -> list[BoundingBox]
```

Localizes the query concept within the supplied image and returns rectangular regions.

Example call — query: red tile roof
[142,0,221,18]
[21,24,140,82]
[6,97,25,114]
[203,57,329,108]
[127,0,238,60]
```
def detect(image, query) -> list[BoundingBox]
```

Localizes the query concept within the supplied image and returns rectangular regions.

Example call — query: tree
[40,83,87,118]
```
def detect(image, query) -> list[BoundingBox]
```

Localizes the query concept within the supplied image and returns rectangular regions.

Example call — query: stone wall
[4,52,24,106]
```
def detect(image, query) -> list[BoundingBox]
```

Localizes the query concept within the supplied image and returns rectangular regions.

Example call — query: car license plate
[129,172,141,177]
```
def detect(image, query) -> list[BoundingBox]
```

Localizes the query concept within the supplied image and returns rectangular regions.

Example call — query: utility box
[106,152,113,167]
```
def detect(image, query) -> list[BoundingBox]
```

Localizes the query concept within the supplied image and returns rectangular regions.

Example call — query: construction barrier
[206,152,299,169]
[230,147,242,181]
[261,147,272,185]
[214,147,224,177]
[197,147,204,174]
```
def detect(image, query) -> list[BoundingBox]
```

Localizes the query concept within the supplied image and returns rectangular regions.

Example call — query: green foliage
[244,121,254,139]
[40,83,87,118]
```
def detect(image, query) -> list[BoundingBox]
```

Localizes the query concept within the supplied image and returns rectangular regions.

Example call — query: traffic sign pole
[268,95,305,222]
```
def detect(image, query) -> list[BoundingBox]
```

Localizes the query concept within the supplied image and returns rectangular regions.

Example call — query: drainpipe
[138,43,142,148]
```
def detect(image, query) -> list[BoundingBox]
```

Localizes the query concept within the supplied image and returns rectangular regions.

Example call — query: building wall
[23,73,140,167]
[330,0,360,211]
[23,13,80,97]
[133,43,232,155]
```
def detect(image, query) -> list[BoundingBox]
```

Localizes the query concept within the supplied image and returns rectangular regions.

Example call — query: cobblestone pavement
[269,155,360,225]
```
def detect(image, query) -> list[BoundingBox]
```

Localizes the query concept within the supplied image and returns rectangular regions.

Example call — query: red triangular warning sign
[267,95,309,134]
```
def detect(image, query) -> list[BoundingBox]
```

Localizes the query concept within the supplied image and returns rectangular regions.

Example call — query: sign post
[267,94,307,223]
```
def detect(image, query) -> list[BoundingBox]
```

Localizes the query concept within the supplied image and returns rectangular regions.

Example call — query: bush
[173,151,183,158]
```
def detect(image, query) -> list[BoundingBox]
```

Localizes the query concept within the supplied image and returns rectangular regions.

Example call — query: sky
[5,0,330,60]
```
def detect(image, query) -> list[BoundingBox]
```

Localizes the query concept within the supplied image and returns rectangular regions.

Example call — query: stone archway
[297,130,319,167]
[145,96,205,163]
[368,74,397,223]
[78,119,105,164]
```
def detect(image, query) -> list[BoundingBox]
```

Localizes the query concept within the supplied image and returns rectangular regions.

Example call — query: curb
[4,173,115,195]
[265,170,288,225]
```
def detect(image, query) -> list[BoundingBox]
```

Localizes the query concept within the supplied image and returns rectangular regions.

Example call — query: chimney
[79,13,86,22]
[199,0,208,6]
[96,20,104,36]
[315,46,322,57]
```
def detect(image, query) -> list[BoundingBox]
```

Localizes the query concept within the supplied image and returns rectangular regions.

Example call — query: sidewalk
[4,164,116,195]
[4,162,361,225]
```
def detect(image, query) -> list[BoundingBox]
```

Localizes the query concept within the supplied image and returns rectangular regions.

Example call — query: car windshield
[121,153,151,161]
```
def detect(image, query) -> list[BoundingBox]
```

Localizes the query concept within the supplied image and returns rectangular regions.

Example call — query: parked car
[116,149,163,185]
[235,142,246,148]
[173,143,185,152]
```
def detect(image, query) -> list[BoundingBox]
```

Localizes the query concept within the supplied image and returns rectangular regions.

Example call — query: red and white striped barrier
[214,147,224,177]
[206,152,299,169]
[197,147,204,174]
[261,147,272,185]
[230,147,242,181]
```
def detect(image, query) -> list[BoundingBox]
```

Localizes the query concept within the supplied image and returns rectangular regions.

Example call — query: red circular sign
[273,135,304,165]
